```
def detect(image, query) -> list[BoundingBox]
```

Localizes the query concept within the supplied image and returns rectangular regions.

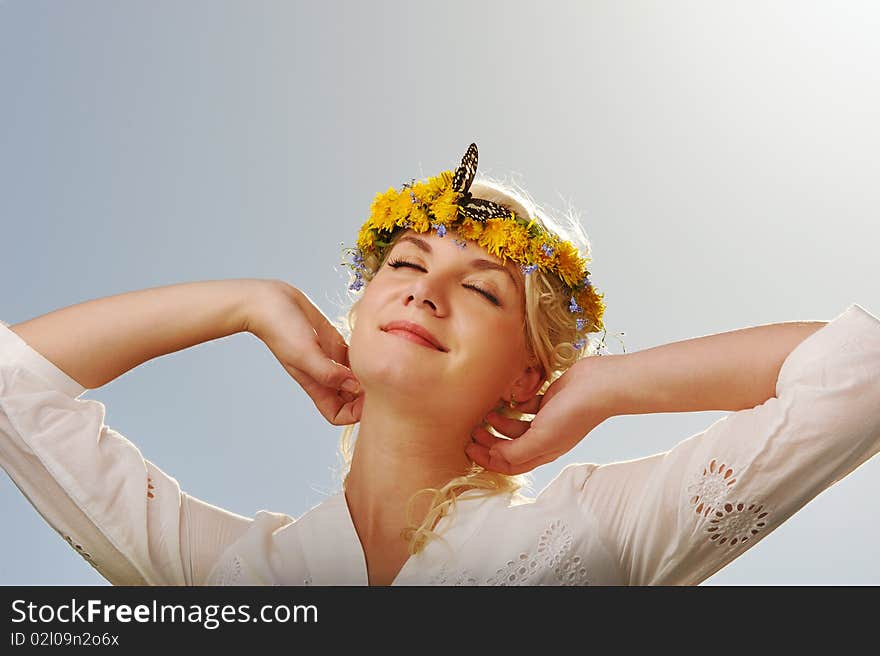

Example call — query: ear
[510,362,546,405]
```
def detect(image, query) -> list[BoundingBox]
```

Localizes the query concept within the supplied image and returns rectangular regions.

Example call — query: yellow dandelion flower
[370,187,401,232]
[556,243,587,288]
[357,229,376,253]
[429,187,460,224]
[372,209,394,232]
[409,181,431,204]
[392,188,416,217]
[375,210,399,232]
[504,224,532,263]
[456,216,484,241]
[409,205,431,233]
[576,287,606,332]
[530,236,554,267]
[419,171,451,200]
[478,218,510,260]
[370,186,397,216]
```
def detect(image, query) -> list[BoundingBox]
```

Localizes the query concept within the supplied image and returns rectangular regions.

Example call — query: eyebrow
[394,235,521,293]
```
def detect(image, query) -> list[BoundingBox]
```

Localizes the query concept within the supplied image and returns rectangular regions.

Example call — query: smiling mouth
[384,328,445,351]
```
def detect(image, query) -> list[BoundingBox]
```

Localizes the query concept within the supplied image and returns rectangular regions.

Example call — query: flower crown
[341,143,608,353]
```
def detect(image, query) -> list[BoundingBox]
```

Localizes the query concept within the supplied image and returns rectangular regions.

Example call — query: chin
[350,348,439,394]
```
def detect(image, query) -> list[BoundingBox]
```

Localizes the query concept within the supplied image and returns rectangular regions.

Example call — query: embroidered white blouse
[1,303,879,586]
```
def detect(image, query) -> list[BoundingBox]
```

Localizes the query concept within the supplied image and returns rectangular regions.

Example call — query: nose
[406,275,442,312]
[408,291,437,311]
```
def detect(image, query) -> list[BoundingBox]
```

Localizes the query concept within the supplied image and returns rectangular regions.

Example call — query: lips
[381,320,448,352]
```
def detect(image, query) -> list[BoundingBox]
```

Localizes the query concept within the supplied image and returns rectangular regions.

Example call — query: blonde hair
[333,175,604,556]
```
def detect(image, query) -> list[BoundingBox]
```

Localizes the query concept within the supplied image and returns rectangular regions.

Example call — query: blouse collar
[298,488,513,585]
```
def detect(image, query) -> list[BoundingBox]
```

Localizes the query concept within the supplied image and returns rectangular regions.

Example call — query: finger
[285,363,354,423]
[471,425,509,449]
[505,392,544,417]
[465,440,555,475]
[297,342,358,392]
[515,379,570,417]
[332,392,364,425]
[484,411,531,439]
[465,440,488,466]
[284,361,331,400]
[295,290,352,367]
[489,423,558,467]
[322,389,363,426]
[319,325,351,372]
[491,450,558,476]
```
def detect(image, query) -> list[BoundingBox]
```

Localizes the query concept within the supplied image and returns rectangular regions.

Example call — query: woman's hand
[247,281,363,425]
[465,355,621,475]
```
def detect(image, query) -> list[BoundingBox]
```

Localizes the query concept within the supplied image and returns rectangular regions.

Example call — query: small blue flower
[583,277,592,290]
[540,244,555,258]
[350,250,367,270]
[569,296,582,313]
[410,191,418,204]
[432,223,447,238]
[573,338,587,350]
[348,270,365,291]
[520,263,539,276]
[576,318,587,331]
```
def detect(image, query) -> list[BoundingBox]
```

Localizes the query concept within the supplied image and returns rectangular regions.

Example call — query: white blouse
[1,303,878,586]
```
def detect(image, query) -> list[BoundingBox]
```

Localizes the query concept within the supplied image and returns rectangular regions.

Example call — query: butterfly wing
[452,143,479,195]
[451,142,515,222]
[457,196,513,222]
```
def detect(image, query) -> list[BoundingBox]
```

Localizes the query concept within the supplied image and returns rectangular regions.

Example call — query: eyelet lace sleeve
[577,303,880,585]
[0,322,256,585]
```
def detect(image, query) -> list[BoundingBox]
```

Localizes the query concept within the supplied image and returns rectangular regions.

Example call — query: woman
[1,144,878,586]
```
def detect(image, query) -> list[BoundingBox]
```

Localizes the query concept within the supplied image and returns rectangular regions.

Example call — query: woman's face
[348,228,535,415]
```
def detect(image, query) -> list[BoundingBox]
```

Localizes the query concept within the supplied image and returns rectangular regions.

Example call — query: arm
[8,278,276,390]
[0,278,289,584]
[543,303,880,585]
[600,318,829,416]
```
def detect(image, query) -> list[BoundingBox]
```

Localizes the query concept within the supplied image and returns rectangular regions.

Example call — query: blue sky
[1,0,878,585]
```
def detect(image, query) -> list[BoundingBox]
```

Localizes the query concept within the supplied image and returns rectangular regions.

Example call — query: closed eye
[386,257,501,306]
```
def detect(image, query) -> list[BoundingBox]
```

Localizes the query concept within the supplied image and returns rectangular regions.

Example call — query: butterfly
[452,143,514,222]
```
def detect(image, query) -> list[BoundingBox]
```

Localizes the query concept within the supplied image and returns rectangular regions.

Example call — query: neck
[343,396,478,543]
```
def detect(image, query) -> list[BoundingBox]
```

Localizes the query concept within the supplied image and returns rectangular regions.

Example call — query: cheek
[347,328,382,384]
[347,305,403,376]
[347,319,374,367]
[462,321,523,367]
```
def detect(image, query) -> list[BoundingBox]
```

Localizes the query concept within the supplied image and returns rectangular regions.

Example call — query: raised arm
[603,316,829,416]
[0,278,290,584]
[9,278,276,390]
[477,314,832,472]
[563,303,880,585]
